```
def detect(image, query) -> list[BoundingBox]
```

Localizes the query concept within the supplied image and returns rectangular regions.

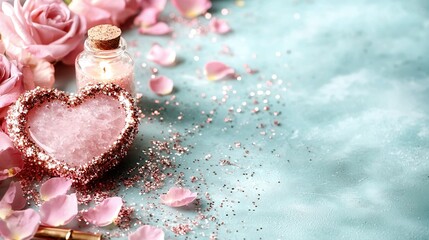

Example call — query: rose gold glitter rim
[6,83,140,185]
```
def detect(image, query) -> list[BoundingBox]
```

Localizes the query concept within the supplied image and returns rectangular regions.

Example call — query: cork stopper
[88,24,121,50]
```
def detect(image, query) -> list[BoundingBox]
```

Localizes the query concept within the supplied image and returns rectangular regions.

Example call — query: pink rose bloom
[69,0,141,30]
[0,130,23,181]
[0,0,86,63]
[0,54,23,118]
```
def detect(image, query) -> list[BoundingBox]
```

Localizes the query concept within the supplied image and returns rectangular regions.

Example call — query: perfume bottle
[75,24,135,95]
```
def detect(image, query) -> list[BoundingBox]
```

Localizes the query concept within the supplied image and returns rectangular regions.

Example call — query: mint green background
[54,0,429,239]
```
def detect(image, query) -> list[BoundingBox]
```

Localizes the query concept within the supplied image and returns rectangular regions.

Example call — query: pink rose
[69,0,141,30]
[0,54,23,118]
[0,130,23,181]
[0,0,86,62]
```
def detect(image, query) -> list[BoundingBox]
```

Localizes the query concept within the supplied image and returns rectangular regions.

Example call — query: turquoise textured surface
[55,0,429,239]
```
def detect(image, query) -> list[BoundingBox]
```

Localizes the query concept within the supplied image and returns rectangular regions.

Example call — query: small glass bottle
[75,24,135,95]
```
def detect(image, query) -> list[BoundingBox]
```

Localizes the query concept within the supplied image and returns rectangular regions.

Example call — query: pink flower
[172,0,212,18]
[0,54,23,117]
[129,225,165,240]
[209,18,231,34]
[204,61,235,81]
[0,131,23,181]
[82,197,123,227]
[160,187,197,207]
[0,0,86,63]
[149,76,174,96]
[69,0,140,30]
[0,209,40,240]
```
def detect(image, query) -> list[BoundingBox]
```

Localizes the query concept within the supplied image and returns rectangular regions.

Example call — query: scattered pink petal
[209,18,231,34]
[147,44,176,66]
[141,0,167,11]
[149,76,174,95]
[128,225,165,240]
[134,8,160,27]
[9,183,25,211]
[160,187,197,207]
[82,197,123,227]
[139,22,172,35]
[0,201,11,220]
[40,177,73,201]
[172,0,212,18]
[1,182,25,209]
[40,194,78,227]
[0,209,40,240]
[134,6,172,36]
[0,131,24,180]
[204,61,235,81]
[0,182,26,219]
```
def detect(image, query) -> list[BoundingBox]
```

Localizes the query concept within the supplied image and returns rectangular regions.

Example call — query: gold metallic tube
[34,226,102,240]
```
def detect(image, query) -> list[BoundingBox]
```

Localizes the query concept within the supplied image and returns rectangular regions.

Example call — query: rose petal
[160,187,197,207]
[134,8,160,27]
[9,183,25,211]
[204,61,235,81]
[7,47,55,90]
[0,202,12,220]
[147,44,176,67]
[139,22,172,35]
[0,182,26,219]
[69,0,112,29]
[0,209,40,240]
[40,194,78,227]
[0,39,5,54]
[0,183,16,219]
[82,197,123,227]
[25,57,55,89]
[0,131,23,181]
[141,0,167,11]
[40,177,72,201]
[129,225,165,240]
[62,40,84,65]
[209,18,231,34]
[171,0,212,18]
[70,0,141,29]
[149,76,174,96]
[0,54,23,116]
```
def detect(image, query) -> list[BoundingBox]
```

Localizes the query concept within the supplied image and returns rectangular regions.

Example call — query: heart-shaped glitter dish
[6,83,139,185]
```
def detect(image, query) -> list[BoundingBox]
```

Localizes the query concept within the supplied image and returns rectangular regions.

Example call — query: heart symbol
[6,84,139,185]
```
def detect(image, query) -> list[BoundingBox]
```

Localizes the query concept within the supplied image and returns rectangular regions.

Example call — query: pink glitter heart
[6,84,139,185]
